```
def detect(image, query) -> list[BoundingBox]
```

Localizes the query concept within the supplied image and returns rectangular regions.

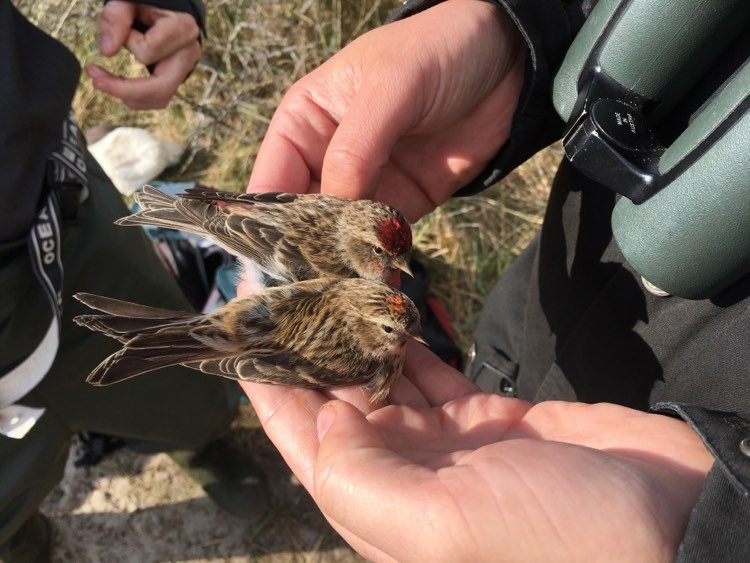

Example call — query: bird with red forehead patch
[117,186,413,288]
[74,278,426,402]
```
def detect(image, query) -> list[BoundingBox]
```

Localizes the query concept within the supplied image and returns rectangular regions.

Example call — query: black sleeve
[652,403,750,563]
[105,0,207,35]
[390,3,750,559]
[389,0,591,195]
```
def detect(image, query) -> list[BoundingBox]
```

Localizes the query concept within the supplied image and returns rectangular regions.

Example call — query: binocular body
[553,0,750,299]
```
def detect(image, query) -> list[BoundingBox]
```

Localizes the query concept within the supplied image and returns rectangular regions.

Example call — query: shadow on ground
[42,404,362,562]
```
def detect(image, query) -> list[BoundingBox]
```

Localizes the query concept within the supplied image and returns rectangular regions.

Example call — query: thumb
[99,0,136,56]
[316,399,386,453]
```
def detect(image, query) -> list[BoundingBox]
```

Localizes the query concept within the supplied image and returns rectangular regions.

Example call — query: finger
[384,370,431,408]
[244,385,402,561]
[364,162,439,222]
[248,86,338,194]
[87,42,199,110]
[99,0,136,56]
[320,72,417,202]
[515,401,714,472]
[324,386,381,415]
[402,343,479,406]
[126,9,200,67]
[87,66,174,110]
[247,129,316,194]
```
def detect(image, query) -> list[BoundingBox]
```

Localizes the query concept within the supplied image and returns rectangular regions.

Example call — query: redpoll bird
[73,278,425,402]
[116,186,413,286]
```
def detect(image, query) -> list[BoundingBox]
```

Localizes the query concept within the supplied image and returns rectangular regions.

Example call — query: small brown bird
[74,278,425,402]
[117,186,413,286]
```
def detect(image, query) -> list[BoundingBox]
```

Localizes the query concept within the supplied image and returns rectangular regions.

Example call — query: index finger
[247,83,338,194]
[402,343,479,406]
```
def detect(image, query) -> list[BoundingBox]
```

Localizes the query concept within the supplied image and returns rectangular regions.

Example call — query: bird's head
[340,201,413,285]
[339,280,424,352]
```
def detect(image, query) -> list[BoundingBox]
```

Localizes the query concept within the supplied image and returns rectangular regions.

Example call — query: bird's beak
[412,335,429,346]
[393,257,414,278]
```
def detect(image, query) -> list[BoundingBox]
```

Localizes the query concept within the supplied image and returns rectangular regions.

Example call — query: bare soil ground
[42,403,364,562]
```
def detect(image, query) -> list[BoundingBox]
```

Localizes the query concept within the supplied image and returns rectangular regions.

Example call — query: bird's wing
[188,351,358,389]
[179,187,302,206]
[176,196,322,284]
[76,292,239,386]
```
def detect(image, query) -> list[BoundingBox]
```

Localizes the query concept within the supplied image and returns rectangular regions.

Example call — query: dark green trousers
[0,155,239,545]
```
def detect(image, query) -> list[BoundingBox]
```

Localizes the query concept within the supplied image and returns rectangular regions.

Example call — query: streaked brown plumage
[116,186,413,286]
[74,278,424,402]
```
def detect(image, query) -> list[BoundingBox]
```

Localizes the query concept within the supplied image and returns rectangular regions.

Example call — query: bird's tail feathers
[75,292,194,318]
[136,185,176,208]
[85,343,213,386]
[74,293,196,342]
[74,292,227,386]
[114,186,197,232]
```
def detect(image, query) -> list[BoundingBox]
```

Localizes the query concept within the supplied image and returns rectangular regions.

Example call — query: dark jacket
[393,1,750,560]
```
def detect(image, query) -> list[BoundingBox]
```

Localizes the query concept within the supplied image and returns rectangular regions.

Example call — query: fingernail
[85,64,104,77]
[317,403,338,441]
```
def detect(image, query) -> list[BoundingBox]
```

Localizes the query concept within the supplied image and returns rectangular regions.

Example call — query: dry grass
[20,0,558,353]
[20,0,397,190]
[412,146,560,351]
[23,1,559,560]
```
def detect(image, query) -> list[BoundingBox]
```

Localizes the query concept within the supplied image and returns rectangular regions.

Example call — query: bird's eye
[373,246,384,255]
[382,325,393,334]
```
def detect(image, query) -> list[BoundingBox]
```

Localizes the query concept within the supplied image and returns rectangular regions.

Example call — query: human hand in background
[86,1,201,110]
[247,0,526,222]
[243,344,713,562]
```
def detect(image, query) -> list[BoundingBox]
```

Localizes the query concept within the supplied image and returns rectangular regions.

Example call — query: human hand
[85,1,201,110]
[242,345,713,562]
[247,0,526,221]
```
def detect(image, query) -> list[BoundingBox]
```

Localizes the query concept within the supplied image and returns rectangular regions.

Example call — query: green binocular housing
[552,0,750,299]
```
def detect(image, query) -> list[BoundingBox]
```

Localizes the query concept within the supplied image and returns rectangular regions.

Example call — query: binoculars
[553,0,750,299]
